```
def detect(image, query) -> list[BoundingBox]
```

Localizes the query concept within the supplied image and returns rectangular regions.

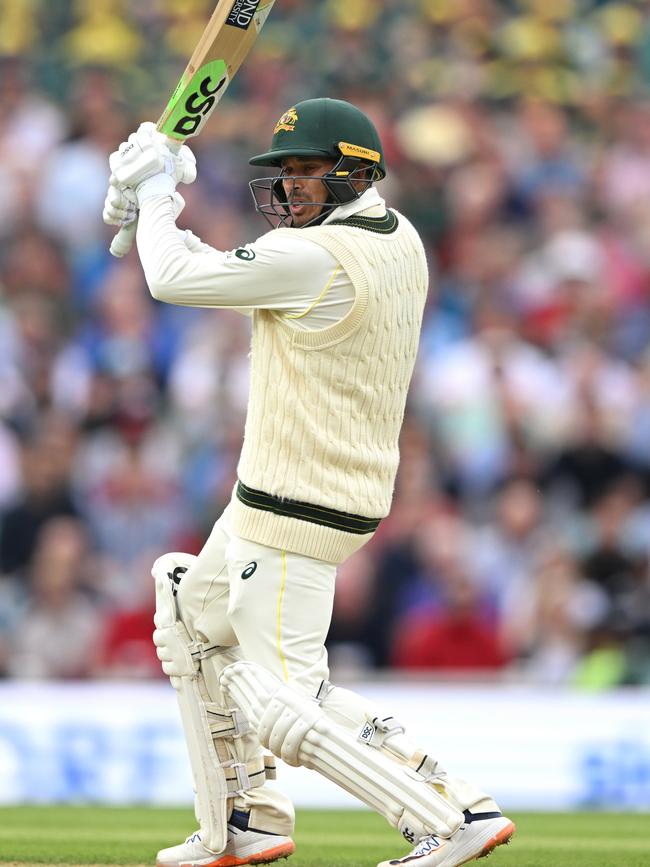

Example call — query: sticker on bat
[159,59,229,139]
[227,0,261,30]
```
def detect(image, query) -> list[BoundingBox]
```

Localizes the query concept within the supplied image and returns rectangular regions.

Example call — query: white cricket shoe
[156,809,295,867]
[377,812,515,867]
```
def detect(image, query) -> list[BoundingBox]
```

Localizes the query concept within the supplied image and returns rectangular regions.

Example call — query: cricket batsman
[103,98,515,867]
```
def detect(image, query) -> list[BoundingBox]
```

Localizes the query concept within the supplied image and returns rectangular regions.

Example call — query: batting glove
[152,621,199,682]
[102,175,138,227]
[103,174,187,227]
[109,121,197,201]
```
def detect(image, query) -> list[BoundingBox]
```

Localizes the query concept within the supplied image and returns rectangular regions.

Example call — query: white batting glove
[103,174,186,226]
[102,175,137,227]
[152,622,199,682]
[109,121,197,196]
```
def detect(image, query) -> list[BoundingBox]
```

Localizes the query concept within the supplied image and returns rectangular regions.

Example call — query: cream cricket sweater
[231,209,428,563]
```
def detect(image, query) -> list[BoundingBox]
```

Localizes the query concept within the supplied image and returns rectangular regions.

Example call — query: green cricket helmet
[249,98,386,227]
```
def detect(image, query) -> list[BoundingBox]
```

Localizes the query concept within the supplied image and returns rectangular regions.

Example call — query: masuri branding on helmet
[338,141,381,165]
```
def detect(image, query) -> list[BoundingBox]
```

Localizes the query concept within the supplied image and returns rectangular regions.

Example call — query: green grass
[0,808,648,866]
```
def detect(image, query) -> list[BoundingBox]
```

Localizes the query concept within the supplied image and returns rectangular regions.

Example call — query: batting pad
[320,684,494,817]
[220,661,464,841]
[153,555,274,853]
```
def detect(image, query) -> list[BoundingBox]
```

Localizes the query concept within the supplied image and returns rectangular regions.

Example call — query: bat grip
[109,137,182,259]
[109,221,136,258]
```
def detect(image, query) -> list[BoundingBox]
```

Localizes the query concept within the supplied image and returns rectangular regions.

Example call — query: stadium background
[0,0,650,812]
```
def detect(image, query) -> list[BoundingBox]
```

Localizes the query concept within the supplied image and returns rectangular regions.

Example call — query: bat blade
[158,0,276,141]
[109,0,276,257]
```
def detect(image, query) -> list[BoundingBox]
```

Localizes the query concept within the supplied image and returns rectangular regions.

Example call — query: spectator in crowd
[0,412,78,577]
[502,545,609,685]
[7,517,101,679]
[391,570,510,673]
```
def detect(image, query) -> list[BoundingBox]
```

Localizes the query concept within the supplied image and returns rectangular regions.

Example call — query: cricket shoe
[156,809,295,867]
[377,811,515,867]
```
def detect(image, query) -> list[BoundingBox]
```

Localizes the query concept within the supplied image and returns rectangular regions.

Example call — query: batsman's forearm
[136,197,314,312]
[136,196,231,306]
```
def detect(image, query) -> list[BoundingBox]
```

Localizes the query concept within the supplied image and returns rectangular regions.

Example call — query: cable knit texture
[231,211,428,562]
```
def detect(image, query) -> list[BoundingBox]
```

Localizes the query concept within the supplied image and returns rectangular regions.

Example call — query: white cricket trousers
[175,503,336,832]
[177,503,336,693]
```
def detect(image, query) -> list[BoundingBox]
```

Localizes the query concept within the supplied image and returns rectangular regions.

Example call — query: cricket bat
[110,0,276,258]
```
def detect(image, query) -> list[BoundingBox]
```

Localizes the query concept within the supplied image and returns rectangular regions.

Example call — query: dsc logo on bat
[172,74,228,136]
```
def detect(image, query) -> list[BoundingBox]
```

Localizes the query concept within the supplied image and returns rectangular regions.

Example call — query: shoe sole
[248,840,296,865]
[477,820,515,860]
[160,840,296,867]
[461,822,516,864]
[440,820,516,867]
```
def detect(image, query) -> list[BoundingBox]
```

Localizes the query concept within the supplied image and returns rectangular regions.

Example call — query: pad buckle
[206,704,251,738]
[191,642,221,662]
[223,756,272,796]
[314,680,331,704]
[408,752,444,782]
[230,762,250,794]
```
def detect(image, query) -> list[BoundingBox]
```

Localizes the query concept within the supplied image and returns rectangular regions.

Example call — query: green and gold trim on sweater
[236,481,381,534]
[328,210,399,234]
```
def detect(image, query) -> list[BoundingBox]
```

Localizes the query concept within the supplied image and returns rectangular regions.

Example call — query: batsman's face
[280,157,336,227]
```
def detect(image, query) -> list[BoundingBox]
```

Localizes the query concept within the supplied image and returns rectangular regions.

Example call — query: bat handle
[110,220,137,258]
[109,136,183,259]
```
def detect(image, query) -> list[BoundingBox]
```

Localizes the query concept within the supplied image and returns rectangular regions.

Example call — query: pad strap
[264,754,277,780]
[408,751,444,782]
[191,642,222,662]
[223,755,276,795]
[206,703,251,738]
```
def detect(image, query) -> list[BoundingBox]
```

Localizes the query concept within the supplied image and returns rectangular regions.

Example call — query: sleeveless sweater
[230,210,428,563]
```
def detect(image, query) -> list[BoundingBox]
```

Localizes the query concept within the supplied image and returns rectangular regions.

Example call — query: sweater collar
[322,186,386,226]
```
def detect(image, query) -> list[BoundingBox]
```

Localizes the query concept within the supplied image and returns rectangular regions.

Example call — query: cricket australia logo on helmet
[227,0,261,30]
[274,108,298,134]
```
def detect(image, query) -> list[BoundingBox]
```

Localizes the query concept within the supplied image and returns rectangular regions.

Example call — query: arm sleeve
[135,194,341,313]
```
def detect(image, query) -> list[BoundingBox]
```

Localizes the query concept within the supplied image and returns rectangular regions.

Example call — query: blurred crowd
[1,0,650,686]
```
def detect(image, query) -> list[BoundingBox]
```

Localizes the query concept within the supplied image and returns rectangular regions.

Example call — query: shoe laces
[411,835,445,857]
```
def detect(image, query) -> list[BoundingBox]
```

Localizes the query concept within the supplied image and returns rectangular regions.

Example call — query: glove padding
[109,121,197,191]
[103,175,186,227]
[152,621,198,682]
[102,176,137,227]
